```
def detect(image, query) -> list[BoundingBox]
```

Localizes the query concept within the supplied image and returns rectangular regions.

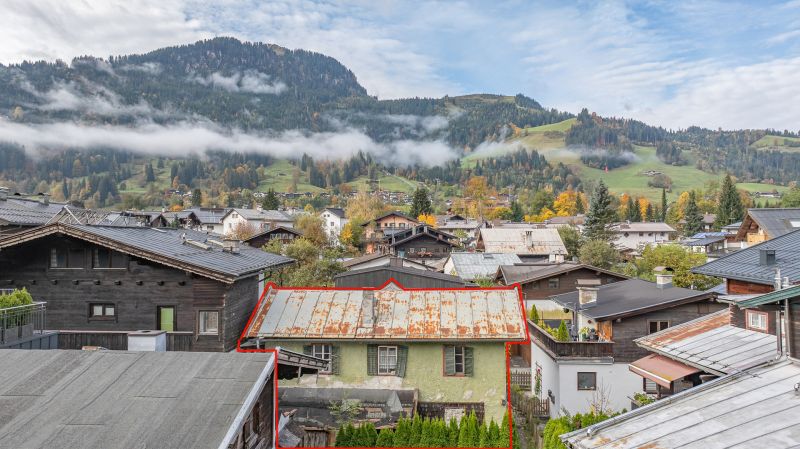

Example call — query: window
[198,311,219,335]
[158,306,176,331]
[648,320,670,334]
[0,288,15,296]
[312,344,333,373]
[89,303,115,319]
[330,221,335,227]
[232,213,238,219]
[548,278,560,289]
[50,247,85,268]
[206,225,214,231]
[378,346,398,375]
[747,310,768,332]
[92,248,127,269]
[577,372,597,390]
[444,345,474,376]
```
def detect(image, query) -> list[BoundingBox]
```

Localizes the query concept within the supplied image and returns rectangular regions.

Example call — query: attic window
[791,220,800,228]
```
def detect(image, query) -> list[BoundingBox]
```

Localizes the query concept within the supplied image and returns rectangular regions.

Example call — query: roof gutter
[218,355,275,449]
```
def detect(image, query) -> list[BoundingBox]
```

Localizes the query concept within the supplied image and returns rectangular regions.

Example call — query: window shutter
[464,347,474,376]
[367,345,378,376]
[303,345,312,356]
[396,346,409,378]
[331,345,341,375]
[444,345,456,376]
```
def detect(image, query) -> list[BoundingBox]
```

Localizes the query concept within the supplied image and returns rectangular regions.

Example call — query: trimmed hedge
[0,288,33,310]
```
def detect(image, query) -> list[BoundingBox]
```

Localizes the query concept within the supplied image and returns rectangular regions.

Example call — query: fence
[0,302,47,345]
[510,387,550,421]
[528,321,613,358]
[510,369,532,390]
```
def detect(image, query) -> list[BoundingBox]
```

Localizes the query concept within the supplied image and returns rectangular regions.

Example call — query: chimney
[774,268,783,290]
[256,204,263,212]
[577,279,601,305]
[223,238,241,253]
[760,249,776,266]
[127,330,167,352]
[654,266,673,288]
[42,193,50,206]
[389,257,403,267]
[0,187,7,201]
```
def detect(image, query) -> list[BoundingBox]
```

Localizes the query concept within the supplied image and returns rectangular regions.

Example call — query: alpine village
[2,20,800,449]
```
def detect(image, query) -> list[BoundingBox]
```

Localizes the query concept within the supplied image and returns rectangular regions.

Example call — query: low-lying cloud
[16,78,157,117]
[0,118,458,167]
[189,70,287,94]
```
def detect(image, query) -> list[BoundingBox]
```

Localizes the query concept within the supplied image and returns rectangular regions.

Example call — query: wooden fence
[510,369,532,390]
[510,387,550,421]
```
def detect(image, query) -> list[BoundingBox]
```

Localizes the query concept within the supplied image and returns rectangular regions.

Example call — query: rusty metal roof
[246,281,527,341]
[635,309,777,375]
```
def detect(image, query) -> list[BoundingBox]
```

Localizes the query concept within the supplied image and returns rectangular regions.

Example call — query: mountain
[0,37,799,208]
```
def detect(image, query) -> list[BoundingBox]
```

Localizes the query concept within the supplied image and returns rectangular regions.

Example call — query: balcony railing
[528,320,613,358]
[0,302,47,345]
[56,330,195,351]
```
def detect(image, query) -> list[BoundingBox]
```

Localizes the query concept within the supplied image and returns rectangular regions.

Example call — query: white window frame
[198,310,220,335]
[747,310,768,332]
[312,344,333,374]
[378,345,398,375]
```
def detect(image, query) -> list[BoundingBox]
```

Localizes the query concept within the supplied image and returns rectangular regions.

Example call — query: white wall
[613,232,671,251]
[531,343,642,417]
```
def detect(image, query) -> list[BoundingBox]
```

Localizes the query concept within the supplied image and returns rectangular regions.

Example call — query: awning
[629,354,700,388]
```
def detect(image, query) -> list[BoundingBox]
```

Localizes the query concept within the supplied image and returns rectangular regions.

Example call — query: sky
[1,0,800,131]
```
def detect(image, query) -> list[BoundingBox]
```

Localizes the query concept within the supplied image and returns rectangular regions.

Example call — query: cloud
[189,70,287,94]
[15,77,157,117]
[120,62,162,75]
[0,118,458,167]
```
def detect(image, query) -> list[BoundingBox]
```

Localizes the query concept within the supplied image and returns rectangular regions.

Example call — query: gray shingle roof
[0,197,66,226]
[185,208,230,224]
[0,224,293,283]
[745,208,800,238]
[684,235,726,246]
[447,252,522,280]
[0,349,273,449]
[563,359,800,449]
[550,279,713,320]
[323,207,346,218]
[692,228,800,285]
[231,208,293,222]
[498,262,627,285]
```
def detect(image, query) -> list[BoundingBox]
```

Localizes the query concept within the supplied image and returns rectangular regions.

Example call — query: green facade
[271,340,508,422]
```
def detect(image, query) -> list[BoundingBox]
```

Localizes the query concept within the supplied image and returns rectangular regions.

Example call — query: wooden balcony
[528,320,613,358]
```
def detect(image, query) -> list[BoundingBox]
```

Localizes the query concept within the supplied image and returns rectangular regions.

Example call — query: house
[608,222,676,252]
[561,358,800,449]
[334,263,473,288]
[0,223,293,352]
[244,225,303,248]
[320,207,348,242]
[222,207,294,236]
[160,209,202,229]
[561,285,800,449]
[476,228,567,262]
[0,189,69,238]
[436,214,483,240]
[242,280,527,422]
[721,220,742,235]
[496,262,628,317]
[530,273,724,416]
[630,306,777,399]
[0,349,277,449]
[678,213,716,232]
[342,253,435,272]
[682,234,727,259]
[184,207,230,234]
[735,208,800,244]
[386,225,457,260]
[361,211,419,254]
[443,252,522,282]
[692,228,800,294]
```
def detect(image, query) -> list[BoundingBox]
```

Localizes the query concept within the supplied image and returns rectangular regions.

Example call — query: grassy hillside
[256,159,325,193]
[752,135,800,150]
[345,172,419,194]
[462,118,577,165]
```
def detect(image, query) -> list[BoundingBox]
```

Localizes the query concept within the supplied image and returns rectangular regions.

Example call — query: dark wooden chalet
[0,223,293,352]
[496,262,629,301]
[386,225,457,259]
[244,225,303,248]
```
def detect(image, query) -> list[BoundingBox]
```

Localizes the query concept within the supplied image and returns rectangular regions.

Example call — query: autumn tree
[227,221,257,240]
[579,239,620,270]
[346,190,388,222]
[625,244,719,290]
[418,214,437,226]
[295,214,328,246]
[464,176,494,219]
[553,189,579,216]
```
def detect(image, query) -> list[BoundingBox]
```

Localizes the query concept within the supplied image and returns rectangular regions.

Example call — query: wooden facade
[0,234,260,352]
[727,279,774,295]
[517,267,627,301]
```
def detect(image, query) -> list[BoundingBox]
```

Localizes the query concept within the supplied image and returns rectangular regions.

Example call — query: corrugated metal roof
[0,224,293,282]
[447,252,522,280]
[692,228,800,284]
[635,309,777,375]
[738,285,800,308]
[230,208,293,222]
[0,349,273,449]
[563,359,800,449]
[478,228,566,255]
[247,282,527,341]
[684,236,726,246]
[551,279,713,320]
[184,208,230,224]
[0,197,66,226]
